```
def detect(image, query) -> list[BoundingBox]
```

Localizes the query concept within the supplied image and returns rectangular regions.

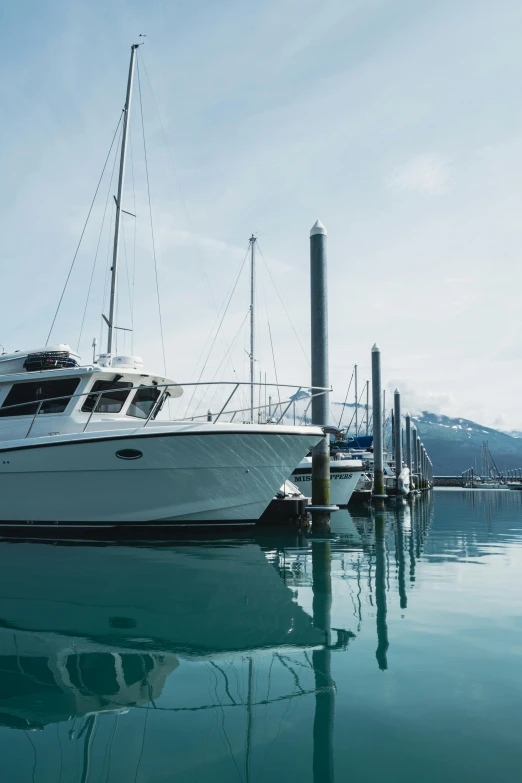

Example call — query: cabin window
[126,386,162,419]
[81,380,133,414]
[0,378,80,417]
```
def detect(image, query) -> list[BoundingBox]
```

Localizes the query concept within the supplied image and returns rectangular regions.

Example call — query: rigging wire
[121,217,134,339]
[23,730,37,783]
[100,198,116,350]
[337,368,354,429]
[267,319,281,418]
[187,247,247,390]
[259,261,281,417]
[77,117,123,353]
[56,723,64,783]
[356,381,368,436]
[136,56,167,376]
[256,242,310,367]
[46,112,123,346]
[183,245,249,418]
[203,309,250,416]
[257,240,337,425]
[138,50,238,376]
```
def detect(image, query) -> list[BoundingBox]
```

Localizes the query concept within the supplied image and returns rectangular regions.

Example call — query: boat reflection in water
[0,494,446,782]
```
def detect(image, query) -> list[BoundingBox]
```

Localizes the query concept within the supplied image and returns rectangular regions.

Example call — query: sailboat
[0,45,324,526]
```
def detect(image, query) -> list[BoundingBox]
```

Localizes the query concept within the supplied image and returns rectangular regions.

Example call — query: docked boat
[0,346,323,524]
[291,454,366,506]
[0,45,325,527]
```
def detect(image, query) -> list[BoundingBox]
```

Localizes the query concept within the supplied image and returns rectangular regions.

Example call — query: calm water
[1,489,521,782]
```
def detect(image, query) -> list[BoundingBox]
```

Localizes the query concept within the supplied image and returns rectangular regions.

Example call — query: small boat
[507,483,522,491]
[291,454,366,506]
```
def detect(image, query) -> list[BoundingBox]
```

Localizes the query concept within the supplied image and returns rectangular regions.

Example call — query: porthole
[116,448,143,460]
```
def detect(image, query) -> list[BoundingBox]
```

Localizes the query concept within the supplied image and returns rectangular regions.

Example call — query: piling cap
[372,343,380,352]
[310,219,327,237]
[394,388,400,395]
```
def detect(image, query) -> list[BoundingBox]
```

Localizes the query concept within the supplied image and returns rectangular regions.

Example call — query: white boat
[0,45,325,527]
[391,465,411,496]
[0,347,323,524]
[334,447,411,497]
[291,455,365,506]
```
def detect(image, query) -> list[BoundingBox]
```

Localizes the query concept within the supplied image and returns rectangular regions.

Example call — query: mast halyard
[249,234,256,423]
[107,44,139,354]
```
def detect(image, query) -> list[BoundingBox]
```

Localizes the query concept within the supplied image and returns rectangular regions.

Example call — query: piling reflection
[395,507,407,610]
[311,542,335,783]
[374,513,389,671]
[1,489,517,782]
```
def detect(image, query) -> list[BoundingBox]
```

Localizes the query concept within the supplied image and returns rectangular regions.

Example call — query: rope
[46,112,123,346]
[137,57,167,376]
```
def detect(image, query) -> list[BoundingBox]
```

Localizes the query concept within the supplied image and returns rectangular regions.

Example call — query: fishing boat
[291,454,366,506]
[0,45,324,526]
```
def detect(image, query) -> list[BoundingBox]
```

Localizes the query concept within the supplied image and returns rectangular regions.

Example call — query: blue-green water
[1,489,521,782]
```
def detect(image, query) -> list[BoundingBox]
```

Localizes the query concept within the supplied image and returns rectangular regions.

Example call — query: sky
[1,0,522,428]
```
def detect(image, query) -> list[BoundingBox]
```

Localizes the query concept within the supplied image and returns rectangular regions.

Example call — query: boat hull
[0,425,323,523]
[291,463,363,506]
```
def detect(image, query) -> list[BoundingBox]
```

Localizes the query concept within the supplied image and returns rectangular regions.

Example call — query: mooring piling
[411,424,418,489]
[371,344,386,499]
[417,435,423,488]
[405,413,412,477]
[393,390,402,493]
[421,444,427,490]
[310,220,332,530]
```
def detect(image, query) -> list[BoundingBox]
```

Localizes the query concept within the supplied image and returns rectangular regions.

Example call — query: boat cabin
[0,345,182,442]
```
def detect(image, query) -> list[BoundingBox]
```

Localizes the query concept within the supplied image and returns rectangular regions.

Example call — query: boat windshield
[81,380,133,414]
[126,386,162,419]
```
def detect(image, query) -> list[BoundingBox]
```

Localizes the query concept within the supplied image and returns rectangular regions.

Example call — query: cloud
[386,153,451,194]
[385,380,457,417]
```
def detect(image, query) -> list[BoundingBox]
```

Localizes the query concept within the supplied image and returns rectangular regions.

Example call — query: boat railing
[0,381,331,438]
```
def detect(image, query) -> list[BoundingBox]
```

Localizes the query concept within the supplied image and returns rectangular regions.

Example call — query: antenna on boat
[249,234,256,423]
[106,44,139,355]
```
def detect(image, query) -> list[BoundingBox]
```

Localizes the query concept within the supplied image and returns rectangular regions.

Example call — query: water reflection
[374,513,389,671]
[0,489,521,782]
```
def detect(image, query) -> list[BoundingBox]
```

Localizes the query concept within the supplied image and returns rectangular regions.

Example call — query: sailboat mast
[107,44,138,354]
[354,363,358,433]
[249,235,256,423]
[366,380,369,436]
